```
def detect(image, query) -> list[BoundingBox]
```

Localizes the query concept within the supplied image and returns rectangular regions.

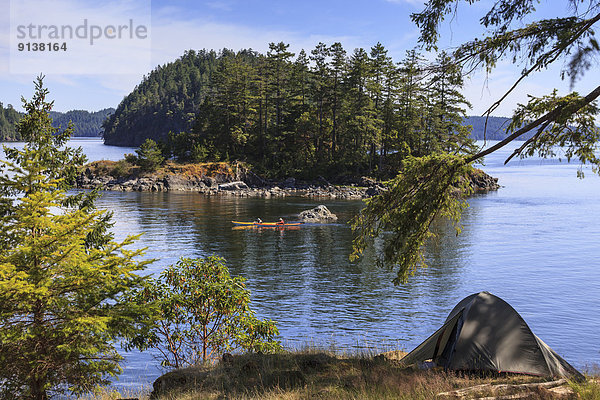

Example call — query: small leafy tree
[135,138,164,172]
[0,77,152,399]
[128,256,281,368]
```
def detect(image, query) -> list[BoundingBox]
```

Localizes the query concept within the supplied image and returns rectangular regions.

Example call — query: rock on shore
[468,169,500,192]
[298,205,338,223]
[75,163,499,199]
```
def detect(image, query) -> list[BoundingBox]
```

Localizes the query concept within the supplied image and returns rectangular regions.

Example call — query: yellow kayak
[232,221,303,227]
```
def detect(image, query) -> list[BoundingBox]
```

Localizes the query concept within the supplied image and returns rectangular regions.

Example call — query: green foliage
[127,256,281,369]
[165,131,211,162]
[0,77,152,399]
[109,159,134,178]
[412,0,600,145]
[134,138,165,172]
[506,89,600,178]
[351,153,473,284]
[569,377,600,400]
[103,49,217,146]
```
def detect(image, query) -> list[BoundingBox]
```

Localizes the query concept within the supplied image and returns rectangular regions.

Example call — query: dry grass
[85,159,137,178]
[570,377,600,399]
[83,160,238,180]
[76,350,600,400]
[148,349,565,400]
[78,386,150,400]
[161,161,235,178]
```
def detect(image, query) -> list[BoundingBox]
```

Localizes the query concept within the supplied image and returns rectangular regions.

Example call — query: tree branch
[465,83,600,164]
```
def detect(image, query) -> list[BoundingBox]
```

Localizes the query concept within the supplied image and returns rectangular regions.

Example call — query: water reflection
[97,192,471,374]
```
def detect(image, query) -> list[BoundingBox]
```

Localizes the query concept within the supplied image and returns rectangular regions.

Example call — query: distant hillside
[465,115,535,141]
[0,103,22,141]
[50,108,115,137]
[102,49,217,146]
[0,107,114,141]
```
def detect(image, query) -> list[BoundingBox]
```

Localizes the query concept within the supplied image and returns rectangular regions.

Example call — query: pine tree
[329,42,347,159]
[398,49,426,156]
[425,51,476,155]
[135,138,165,171]
[0,77,152,399]
[265,42,295,171]
[310,42,332,168]
[341,48,377,172]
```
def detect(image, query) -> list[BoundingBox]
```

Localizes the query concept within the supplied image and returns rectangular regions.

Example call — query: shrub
[127,256,281,368]
[110,159,133,178]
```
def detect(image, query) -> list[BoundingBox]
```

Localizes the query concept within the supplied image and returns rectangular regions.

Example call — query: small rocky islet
[75,160,500,200]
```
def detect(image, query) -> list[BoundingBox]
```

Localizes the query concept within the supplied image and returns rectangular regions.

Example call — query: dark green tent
[401,292,583,381]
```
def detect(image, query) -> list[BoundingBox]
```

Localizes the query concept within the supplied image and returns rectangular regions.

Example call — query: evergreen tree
[425,51,476,155]
[102,42,484,180]
[265,42,295,171]
[310,42,332,168]
[341,48,378,172]
[288,50,314,172]
[329,42,347,159]
[0,77,151,399]
[0,103,23,141]
[195,50,259,161]
[398,49,426,156]
[135,138,165,171]
[103,49,218,146]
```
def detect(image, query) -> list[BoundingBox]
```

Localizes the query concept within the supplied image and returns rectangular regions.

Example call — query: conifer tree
[329,42,347,158]
[425,51,476,155]
[310,42,332,167]
[0,77,152,399]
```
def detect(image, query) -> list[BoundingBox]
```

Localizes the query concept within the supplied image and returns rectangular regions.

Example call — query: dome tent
[401,292,583,381]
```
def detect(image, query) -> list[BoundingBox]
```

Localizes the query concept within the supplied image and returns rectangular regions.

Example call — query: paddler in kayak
[276,218,284,225]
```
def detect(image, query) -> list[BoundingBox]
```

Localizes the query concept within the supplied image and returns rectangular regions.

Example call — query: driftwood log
[436,379,572,399]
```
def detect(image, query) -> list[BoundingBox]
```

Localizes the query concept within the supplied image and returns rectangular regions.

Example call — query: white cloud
[149,11,365,67]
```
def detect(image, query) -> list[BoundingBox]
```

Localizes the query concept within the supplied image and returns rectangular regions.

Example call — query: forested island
[103,43,479,179]
[0,104,113,141]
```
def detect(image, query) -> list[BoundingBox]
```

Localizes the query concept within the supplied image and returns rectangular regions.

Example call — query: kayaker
[277,218,284,225]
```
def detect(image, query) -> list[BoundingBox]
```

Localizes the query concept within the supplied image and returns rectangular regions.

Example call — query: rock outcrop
[469,168,500,192]
[298,205,338,223]
[75,162,500,199]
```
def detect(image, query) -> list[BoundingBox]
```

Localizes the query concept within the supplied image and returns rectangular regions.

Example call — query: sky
[0,0,597,117]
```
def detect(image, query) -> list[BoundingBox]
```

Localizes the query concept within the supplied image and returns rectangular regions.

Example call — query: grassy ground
[81,350,600,400]
[83,160,237,180]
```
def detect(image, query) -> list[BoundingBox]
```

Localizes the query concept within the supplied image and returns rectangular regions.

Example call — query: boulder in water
[298,205,338,223]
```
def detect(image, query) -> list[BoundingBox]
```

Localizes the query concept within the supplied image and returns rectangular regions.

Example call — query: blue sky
[0,0,597,117]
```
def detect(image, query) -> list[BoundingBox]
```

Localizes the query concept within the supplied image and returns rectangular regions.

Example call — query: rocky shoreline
[75,164,500,199]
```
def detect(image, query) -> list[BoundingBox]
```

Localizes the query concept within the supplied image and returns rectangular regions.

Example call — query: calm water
[3,139,600,389]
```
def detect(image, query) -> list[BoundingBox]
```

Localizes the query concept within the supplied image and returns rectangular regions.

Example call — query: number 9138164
[18,42,67,51]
